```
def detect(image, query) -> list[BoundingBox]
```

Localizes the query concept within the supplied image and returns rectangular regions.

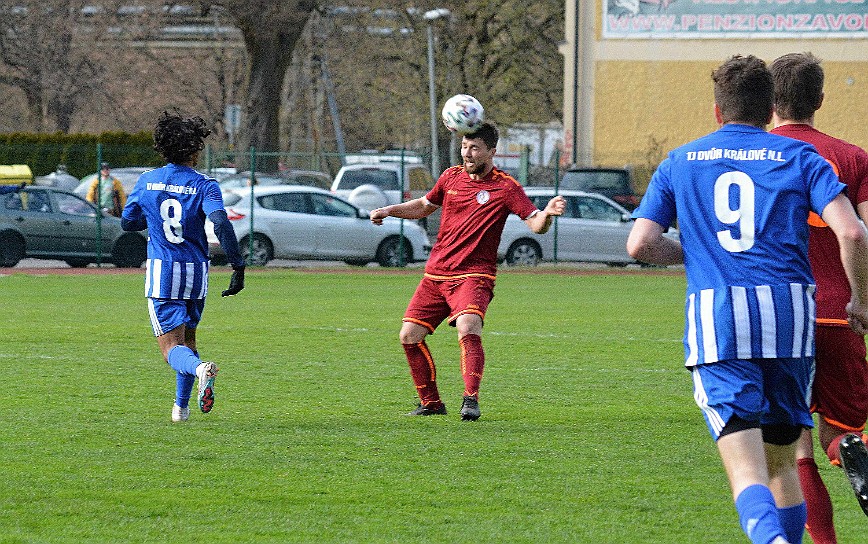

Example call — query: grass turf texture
[0,268,863,543]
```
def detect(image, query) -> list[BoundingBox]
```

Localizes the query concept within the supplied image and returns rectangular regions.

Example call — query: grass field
[0,267,864,543]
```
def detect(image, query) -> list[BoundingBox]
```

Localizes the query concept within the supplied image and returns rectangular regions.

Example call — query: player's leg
[812,326,868,516]
[401,278,449,415]
[760,357,815,543]
[446,277,494,421]
[795,428,837,543]
[400,321,446,414]
[764,428,807,544]
[693,361,791,544]
[184,300,217,414]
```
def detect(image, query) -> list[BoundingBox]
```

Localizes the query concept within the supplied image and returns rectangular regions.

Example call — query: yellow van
[0,165,33,185]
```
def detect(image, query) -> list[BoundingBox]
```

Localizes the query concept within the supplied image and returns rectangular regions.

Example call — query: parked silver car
[218,170,332,191]
[498,188,677,266]
[0,186,147,267]
[208,186,431,267]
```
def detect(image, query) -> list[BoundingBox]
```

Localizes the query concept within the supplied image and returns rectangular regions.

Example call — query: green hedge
[0,132,162,179]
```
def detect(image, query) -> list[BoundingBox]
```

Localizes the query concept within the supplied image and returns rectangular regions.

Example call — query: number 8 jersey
[123,164,226,300]
[634,124,845,366]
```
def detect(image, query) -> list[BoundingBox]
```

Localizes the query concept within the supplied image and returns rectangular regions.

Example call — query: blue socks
[777,502,806,544]
[735,484,785,544]
[168,346,201,408]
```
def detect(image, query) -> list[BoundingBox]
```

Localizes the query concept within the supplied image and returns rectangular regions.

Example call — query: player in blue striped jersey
[121,111,246,422]
[628,55,868,544]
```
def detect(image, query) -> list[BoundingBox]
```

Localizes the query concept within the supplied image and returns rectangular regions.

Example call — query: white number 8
[714,171,755,253]
[160,199,184,244]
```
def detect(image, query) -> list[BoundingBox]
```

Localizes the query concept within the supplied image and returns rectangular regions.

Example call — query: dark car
[558,167,641,210]
[0,186,147,267]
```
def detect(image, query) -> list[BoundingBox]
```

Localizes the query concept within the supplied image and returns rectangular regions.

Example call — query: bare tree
[210,1,316,169]
[0,1,105,132]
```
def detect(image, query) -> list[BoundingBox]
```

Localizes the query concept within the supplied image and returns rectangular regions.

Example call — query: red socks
[459,334,485,398]
[403,342,443,407]
[403,334,485,406]
[797,457,837,544]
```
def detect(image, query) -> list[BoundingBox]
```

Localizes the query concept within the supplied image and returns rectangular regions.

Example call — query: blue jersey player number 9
[714,171,755,253]
[160,198,185,244]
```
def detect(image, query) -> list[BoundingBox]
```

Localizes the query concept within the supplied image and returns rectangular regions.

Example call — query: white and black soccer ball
[441,94,484,135]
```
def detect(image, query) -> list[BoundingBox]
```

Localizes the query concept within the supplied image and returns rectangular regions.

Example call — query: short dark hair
[712,55,773,127]
[464,121,499,150]
[771,52,824,121]
[153,110,211,164]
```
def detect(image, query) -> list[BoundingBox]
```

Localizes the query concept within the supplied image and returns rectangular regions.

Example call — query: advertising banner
[603,0,868,38]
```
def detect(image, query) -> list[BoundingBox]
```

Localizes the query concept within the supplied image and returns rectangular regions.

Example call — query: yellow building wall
[565,1,868,190]
[593,57,868,191]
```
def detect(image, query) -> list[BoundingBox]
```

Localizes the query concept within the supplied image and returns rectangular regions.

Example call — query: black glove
[221,265,245,297]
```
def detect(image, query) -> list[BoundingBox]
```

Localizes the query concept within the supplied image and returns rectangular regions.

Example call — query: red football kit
[402,166,538,405]
[403,165,537,333]
[422,166,538,278]
[772,124,868,433]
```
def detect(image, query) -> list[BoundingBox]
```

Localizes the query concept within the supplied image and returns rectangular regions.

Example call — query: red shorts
[403,275,495,333]
[813,325,868,432]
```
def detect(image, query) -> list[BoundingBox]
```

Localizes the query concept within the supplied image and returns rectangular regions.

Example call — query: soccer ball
[441,94,484,134]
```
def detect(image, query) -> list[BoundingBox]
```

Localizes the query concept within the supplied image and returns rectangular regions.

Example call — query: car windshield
[561,171,629,194]
[339,169,400,191]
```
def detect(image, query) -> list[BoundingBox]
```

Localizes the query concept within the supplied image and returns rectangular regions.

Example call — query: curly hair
[153,110,211,164]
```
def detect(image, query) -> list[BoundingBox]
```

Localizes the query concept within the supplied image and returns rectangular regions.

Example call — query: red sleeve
[853,147,868,206]
[426,167,454,206]
[506,178,538,220]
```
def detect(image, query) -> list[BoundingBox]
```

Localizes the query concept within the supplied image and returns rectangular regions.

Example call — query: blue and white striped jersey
[122,164,225,300]
[634,124,844,366]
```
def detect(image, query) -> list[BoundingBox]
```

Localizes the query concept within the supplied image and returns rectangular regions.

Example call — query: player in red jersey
[771,52,868,542]
[370,121,565,420]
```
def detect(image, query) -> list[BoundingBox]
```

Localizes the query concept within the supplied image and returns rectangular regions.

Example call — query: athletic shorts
[403,275,495,333]
[147,298,205,337]
[813,325,868,432]
[691,357,814,441]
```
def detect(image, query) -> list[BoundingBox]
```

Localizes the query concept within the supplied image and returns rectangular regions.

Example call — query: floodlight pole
[425,8,450,178]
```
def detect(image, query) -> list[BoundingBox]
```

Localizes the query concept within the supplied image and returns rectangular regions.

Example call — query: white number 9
[714,171,755,253]
[160,198,184,244]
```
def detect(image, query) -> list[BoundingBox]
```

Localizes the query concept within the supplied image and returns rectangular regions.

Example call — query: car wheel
[505,239,542,266]
[112,233,147,268]
[376,236,411,268]
[65,259,91,268]
[240,234,273,266]
[0,231,25,267]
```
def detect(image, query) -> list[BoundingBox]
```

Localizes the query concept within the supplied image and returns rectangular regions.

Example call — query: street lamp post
[424,8,451,177]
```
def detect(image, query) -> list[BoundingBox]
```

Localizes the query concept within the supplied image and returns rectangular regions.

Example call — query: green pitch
[0,269,862,543]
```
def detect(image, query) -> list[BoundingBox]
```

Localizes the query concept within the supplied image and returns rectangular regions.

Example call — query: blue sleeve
[121,216,147,231]
[632,157,676,228]
[208,209,244,268]
[121,183,145,231]
[201,179,225,217]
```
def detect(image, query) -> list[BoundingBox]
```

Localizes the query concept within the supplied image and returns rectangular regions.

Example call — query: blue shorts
[147,298,205,337]
[691,357,814,441]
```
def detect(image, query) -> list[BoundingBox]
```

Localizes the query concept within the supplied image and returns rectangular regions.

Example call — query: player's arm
[821,194,868,333]
[626,218,684,266]
[370,198,438,225]
[208,208,246,297]
[524,195,565,234]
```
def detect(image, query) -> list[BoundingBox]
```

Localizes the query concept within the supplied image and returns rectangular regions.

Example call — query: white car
[498,188,677,266]
[208,185,431,267]
[330,160,434,209]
